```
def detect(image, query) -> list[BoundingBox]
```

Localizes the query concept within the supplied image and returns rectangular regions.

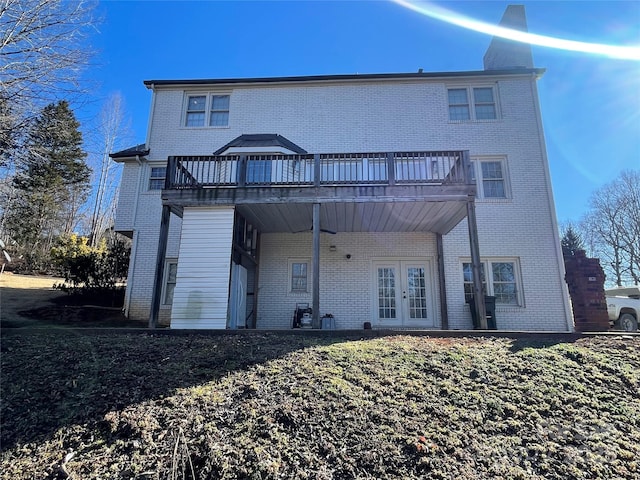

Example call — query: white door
[373,260,435,327]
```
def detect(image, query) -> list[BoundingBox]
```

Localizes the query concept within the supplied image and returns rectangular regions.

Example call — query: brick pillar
[564,250,610,332]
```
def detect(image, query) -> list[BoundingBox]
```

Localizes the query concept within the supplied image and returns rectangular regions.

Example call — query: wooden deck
[162,150,476,235]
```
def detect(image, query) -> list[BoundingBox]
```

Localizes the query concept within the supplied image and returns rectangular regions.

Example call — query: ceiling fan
[292,225,337,235]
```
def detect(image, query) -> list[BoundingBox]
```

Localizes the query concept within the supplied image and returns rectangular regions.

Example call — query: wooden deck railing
[165,151,471,190]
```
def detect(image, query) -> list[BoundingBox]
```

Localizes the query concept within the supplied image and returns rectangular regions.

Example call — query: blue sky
[84,0,639,224]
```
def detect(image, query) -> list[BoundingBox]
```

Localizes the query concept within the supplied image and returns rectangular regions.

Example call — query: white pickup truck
[605,286,640,332]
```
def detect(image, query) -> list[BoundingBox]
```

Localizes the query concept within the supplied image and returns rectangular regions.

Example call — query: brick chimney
[483,5,534,70]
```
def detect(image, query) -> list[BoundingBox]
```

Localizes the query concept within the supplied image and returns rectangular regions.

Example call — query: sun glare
[392,0,640,61]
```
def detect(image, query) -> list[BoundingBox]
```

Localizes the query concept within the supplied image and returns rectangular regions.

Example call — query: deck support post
[467,199,487,329]
[313,154,321,187]
[238,155,247,187]
[312,202,321,329]
[251,231,261,329]
[436,233,449,330]
[387,152,396,186]
[149,204,171,328]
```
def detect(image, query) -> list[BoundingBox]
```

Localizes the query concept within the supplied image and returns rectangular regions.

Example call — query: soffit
[236,200,467,236]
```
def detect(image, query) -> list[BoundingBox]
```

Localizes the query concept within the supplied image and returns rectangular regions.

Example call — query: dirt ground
[0,273,144,328]
[1,273,65,327]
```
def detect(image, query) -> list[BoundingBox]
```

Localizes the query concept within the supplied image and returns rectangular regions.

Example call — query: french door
[373,260,435,327]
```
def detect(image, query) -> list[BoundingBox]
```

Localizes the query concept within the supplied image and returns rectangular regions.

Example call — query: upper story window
[185,96,206,126]
[470,158,508,199]
[210,95,230,126]
[448,86,497,121]
[184,93,230,127]
[473,87,497,119]
[448,88,471,120]
[149,166,166,190]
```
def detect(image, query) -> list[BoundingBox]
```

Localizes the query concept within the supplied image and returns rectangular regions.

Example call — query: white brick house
[112,6,573,332]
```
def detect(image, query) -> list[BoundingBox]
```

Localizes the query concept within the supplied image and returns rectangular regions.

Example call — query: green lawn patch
[1,332,638,479]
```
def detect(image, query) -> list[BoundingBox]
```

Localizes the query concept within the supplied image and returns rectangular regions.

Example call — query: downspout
[529,73,574,332]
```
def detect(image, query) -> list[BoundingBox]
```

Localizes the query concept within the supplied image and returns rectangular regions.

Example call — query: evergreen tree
[4,101,90,269]
[561,224,584,258]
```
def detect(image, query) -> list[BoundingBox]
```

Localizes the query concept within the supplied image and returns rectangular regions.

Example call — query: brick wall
[258,232,439,329]
[114,73,573,331]
[115,161,183,322]
[147,77,548,159]
[564,250,609,332]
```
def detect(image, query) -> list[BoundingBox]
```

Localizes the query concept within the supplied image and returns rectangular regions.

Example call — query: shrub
[50,234,130,305]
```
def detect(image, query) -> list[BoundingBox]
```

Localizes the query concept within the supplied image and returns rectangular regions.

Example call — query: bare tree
[0,0,96,168]
[581,170,640,286]
[88,93,130,246]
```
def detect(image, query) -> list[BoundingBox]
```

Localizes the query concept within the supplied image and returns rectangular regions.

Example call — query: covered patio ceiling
[237,200,468,235]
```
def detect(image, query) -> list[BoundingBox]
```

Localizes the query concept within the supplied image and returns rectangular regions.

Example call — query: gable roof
[110,144,150,159]
[213,134,307,155]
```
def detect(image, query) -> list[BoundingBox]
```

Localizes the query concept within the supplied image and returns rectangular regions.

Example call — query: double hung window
[289,260,309,293]
[473,87,497,119]
[209,95,230,126]
[448,86,497,121]
[470,158,508,199]
[185,96,206,127]
[463,259,521,305]
[448,88,471,121]
[185,93,230,127]
[149,166,166,190]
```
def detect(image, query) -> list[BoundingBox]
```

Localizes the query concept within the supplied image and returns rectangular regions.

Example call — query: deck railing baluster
[169,150,469,189]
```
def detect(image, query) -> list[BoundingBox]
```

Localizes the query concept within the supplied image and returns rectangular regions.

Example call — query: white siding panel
[171,207,235,329]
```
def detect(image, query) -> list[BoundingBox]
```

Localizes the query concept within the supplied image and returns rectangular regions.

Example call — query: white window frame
[288,258,310,293]
[183,92,231,128]
[185,95,206,127]
[209,94,230,127]
[462,258,523,306]
[447,85,498,121]
[447,87,471,121]
[162,259,178,307]
[470,156,510,199]
[148,165,166,191]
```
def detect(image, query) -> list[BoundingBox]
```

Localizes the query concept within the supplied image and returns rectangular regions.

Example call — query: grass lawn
[1,332,639,479]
